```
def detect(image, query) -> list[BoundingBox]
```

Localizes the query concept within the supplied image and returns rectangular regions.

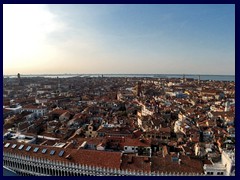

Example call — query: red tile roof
[121,154,151,172]
[50,109,69,116]
[151,154,203,174]
[3,140,121,169]
[120,138,151,147]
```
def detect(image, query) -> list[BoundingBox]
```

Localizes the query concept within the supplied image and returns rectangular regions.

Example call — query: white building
[203,149,235,176]
[222,149,235,176]
[5,105,22,114]
[22,105,47,118]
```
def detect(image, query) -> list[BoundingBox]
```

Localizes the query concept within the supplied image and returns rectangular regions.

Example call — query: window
[33,147,39,152]
[59,150,65,157]
[26,146,31,151]
[124,147,127,150]
[132,147,134,150]
[4,143,10,148]
[217,172,224,175]
[50,150,55,155]
[42,148,47,154]
[11,144,17,149]
[18,145,24,150]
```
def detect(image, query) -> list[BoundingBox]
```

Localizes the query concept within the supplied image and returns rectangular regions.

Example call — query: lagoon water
[4,74,235,82]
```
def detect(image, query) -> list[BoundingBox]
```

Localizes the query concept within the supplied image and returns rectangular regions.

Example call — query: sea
[3,74,235,82]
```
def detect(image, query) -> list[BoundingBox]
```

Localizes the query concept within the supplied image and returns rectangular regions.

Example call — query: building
[22,105,47,118]
[203,149,235,176]
[3,141,204,176]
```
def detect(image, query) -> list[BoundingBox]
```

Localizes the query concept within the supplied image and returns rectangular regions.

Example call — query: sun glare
[3,4,60,74]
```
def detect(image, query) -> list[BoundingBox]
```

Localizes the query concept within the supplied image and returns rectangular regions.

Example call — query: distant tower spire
[57,76,61,91]
[183,74,186,82]
[137,81,142,96]
[17,73,23,86]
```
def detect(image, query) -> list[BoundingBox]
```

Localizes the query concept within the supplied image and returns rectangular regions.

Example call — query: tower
[136,81,142,96]
[17,73,23,86]
[57,76,61,92]
[57,77,60,88]
[182,74,186,82]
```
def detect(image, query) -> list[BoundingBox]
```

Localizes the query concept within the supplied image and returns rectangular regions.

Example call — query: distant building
[17,73,23,86]
[22,105,47,118]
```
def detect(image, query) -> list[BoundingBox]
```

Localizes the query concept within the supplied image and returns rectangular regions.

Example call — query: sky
[3,4,235,75]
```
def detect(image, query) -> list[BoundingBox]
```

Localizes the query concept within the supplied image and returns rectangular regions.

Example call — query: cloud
[3,4,65,74]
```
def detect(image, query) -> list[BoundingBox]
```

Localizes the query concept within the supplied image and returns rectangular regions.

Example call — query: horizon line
[3,73,235,76]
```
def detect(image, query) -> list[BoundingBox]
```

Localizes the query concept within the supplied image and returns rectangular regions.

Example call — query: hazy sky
[3,4,235,75]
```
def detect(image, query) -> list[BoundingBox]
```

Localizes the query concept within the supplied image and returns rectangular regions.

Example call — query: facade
[203,149,235,176]
[3,140,204,176]
[22,105,47,118]
[5,105,22,114]
[221,150,235,176]
[203,162,226,176]
[3,152,204,176]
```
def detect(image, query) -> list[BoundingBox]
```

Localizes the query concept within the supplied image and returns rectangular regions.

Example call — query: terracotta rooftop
[23,105,46,109]
[120,138,151,147]
[151,154,203,174]
[3,140,121,169]
[50,109,70,116]
[121,154,151,172]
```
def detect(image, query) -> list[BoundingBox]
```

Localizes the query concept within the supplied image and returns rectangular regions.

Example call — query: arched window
[41,167,45,174]
[55,168,59,176]
[46,167,49,175]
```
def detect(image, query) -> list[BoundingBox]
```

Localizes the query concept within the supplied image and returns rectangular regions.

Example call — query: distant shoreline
[3,73,235,76]
[3,74,235,82]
